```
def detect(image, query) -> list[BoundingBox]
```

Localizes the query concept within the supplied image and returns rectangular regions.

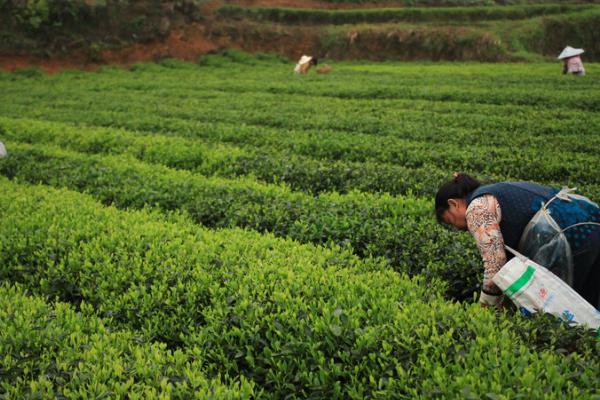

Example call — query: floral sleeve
[466,195,506,298]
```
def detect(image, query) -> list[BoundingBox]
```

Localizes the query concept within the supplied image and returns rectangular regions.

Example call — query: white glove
[479,291,504,307]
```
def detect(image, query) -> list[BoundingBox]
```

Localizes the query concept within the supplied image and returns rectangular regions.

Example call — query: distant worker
[558,46,585,76]
[294,55,318,75]
[0,141,6,158]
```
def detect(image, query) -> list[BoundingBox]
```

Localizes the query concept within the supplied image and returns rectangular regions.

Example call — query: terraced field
[210,1,600,62]
[1,57,599,398]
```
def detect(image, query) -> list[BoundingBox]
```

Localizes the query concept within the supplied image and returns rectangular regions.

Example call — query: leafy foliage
[0,60,599,398]
[0,284,255,398]
[0,180,598,398]
[217,4,592,25]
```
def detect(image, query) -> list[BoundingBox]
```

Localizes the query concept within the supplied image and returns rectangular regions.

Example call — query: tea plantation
[0,57,599,398]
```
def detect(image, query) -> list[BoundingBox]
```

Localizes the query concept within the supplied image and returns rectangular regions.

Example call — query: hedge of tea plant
[0,285,255,398]
[2,116,600,199]
[1,60,599,397]
[216,4,592,25]
[1,179,598,398]
[1,60,600,302]
[0,142,483,299]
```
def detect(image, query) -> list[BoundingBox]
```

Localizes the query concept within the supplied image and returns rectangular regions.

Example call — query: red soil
[0,0,400,73]
[0,23,222,74]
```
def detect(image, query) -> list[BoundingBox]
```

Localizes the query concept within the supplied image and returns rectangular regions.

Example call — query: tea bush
[0,284,255,398]
[0,142,482,299]
[1,60,599,397]
[1,180,598,398]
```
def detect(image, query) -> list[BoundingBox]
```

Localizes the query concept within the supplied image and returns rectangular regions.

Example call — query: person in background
[558,46,586,76]
[435,173,600,309]
[294,55,318,75]
[0,141,6,158]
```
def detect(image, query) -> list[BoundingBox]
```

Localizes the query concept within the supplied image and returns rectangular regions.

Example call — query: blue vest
[466,182,557,250]
[466,182,600,253]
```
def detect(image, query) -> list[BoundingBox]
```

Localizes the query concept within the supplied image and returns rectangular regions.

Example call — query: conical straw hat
[298,55,312,64]
[557,46,584,60]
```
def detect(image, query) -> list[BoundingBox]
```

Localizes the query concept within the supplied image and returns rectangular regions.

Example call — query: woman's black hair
[311,58,318,66]
[435,173,481,224]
